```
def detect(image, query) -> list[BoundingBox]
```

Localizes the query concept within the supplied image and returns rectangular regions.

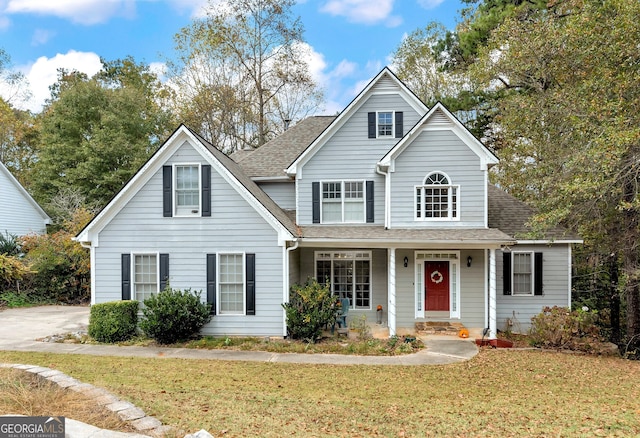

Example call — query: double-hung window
[503,251,543,296]
[218,253,245,314]
[513,252,533,295]
[322,181,365,223]
[415,172,459,220]
[174,164,201,216]
[316,251,371,309]
[133,254,158,303]
[368,111,403,138]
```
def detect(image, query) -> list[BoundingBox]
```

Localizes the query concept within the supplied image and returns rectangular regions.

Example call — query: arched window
[415,172,458,220]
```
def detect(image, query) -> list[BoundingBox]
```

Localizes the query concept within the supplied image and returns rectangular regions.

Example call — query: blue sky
[0,0,465,114]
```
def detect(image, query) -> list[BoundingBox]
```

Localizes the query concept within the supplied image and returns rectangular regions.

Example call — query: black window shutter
[534,252,543,295]
[201,164,211,217]
[366,180,374,223]
[121,254,131,300]
[162,165,172,217]
[246,253,256,315]
[395,111,404,138]
[503,252,512,295]
[206,254,216,315]
[368,112,376,138]
[312,182,320,223]
[159,253,169,291]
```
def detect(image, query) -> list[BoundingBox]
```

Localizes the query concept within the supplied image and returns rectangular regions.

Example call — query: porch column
[489,248,497,339]
[388,248,397,337]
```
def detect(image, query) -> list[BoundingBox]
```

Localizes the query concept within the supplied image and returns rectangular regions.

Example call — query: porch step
[415,321,465,336]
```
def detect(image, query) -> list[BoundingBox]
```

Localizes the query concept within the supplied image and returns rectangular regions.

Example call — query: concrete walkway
[0,305,479,437]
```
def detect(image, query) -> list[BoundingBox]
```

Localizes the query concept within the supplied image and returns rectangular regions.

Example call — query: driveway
[0,305,89,349]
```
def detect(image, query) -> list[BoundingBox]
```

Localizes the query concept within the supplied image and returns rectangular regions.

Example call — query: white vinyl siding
[391,130,486,227]
[0,165,49,236]
[297,91,422,225]
[218,253,245,315]
[497,245,572,333]
[93,140,285,337]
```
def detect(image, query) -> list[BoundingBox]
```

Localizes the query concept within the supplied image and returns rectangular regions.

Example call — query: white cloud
[3,50,102,113]
[31,28,54,46]
[417,0,445,9]
[5,0,132,25]
[320,0,402,26]
[166,0,210,18]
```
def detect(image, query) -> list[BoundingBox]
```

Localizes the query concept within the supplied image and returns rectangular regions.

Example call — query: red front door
[425,261,450,311]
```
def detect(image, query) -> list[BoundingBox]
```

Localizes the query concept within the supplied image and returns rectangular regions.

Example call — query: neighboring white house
[0,161,50,236]
[76,67,581,339]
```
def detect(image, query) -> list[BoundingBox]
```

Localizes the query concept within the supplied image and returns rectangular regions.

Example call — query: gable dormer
[286,68,428,226]
[377,103,499,229]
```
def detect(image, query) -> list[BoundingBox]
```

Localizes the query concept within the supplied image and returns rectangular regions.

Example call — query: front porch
[289,245,503,339]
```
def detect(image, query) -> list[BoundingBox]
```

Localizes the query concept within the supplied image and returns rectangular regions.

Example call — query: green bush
[88,300,139,343]
[282,278,337,343]
[529,305,604,352]
[139,287,211,344]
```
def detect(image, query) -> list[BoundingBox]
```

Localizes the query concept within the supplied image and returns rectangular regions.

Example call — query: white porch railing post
[489,248,497,339]
[388,248,397,337]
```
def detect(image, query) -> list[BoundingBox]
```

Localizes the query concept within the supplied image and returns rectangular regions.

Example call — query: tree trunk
[622,177,640,340]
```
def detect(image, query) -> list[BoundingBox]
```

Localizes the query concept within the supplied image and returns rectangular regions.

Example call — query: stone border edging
[0,363,173,437]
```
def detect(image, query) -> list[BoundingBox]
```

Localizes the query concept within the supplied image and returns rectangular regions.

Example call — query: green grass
[1,349,639,437]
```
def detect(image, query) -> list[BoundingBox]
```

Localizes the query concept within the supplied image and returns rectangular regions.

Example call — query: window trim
[217,252,246,316]
[320,180,366,224]
[314,250,372,310]
[414,171,460,222]
[377,111,394,137]
[173,163,202,217]
[511,251,535,296]
[131,252,160,303]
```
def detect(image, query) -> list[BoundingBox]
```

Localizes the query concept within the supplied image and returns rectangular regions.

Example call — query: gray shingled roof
[488,184,581,241]
[299,225,514,244]
[185,126,301,237]
[233,116,336,178]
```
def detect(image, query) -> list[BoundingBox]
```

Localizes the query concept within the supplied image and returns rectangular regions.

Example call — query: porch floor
[415,321,466,336]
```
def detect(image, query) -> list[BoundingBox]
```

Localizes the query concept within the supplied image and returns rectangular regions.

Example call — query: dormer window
[415,172,459,221]
[368,111,403,139]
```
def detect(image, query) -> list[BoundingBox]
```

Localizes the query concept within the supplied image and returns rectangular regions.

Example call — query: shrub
[282,278,337,343]
[0,231,21,256]
[88,301,139,343]
[529,306,604,352]
[139,287,211,344]
[0,253,33,290]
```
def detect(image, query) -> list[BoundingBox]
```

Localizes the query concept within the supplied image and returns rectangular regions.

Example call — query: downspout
[376,163,390,229]
[282,239,299,337]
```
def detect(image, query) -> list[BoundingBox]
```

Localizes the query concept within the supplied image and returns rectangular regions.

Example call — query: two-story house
[75,67,581,339]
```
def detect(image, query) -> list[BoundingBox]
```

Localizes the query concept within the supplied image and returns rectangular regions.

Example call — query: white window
[415,172,459,220]
[218,253,245,314]
[316,251,371,309]
[174,164,200,216]
[513,252,533,295]
[134,254,158,303]
[378,112,393,137]
[322,181,365,223]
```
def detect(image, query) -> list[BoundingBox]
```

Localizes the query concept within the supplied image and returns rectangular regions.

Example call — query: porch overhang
[296,225,516,249]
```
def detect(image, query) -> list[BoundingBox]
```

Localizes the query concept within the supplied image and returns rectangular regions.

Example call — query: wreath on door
[430,270,444,284]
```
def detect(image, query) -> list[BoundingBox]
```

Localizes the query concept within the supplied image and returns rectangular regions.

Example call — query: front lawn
[0,349,638,437]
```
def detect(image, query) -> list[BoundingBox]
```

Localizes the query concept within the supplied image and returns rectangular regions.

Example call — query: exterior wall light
[467,256,473,267]
[404,256,409,267]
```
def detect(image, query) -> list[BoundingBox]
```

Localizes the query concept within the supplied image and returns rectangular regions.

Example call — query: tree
[32,58,176,211]
[166,0,323,151]
[469,0,640,344]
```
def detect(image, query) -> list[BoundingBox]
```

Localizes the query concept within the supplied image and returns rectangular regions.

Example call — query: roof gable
[0,161,50,225]
[285,67,428,176]
[76,125,297,245]
[378,102,499,171]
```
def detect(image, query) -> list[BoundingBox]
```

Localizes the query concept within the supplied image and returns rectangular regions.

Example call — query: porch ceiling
[297,225,515,249]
